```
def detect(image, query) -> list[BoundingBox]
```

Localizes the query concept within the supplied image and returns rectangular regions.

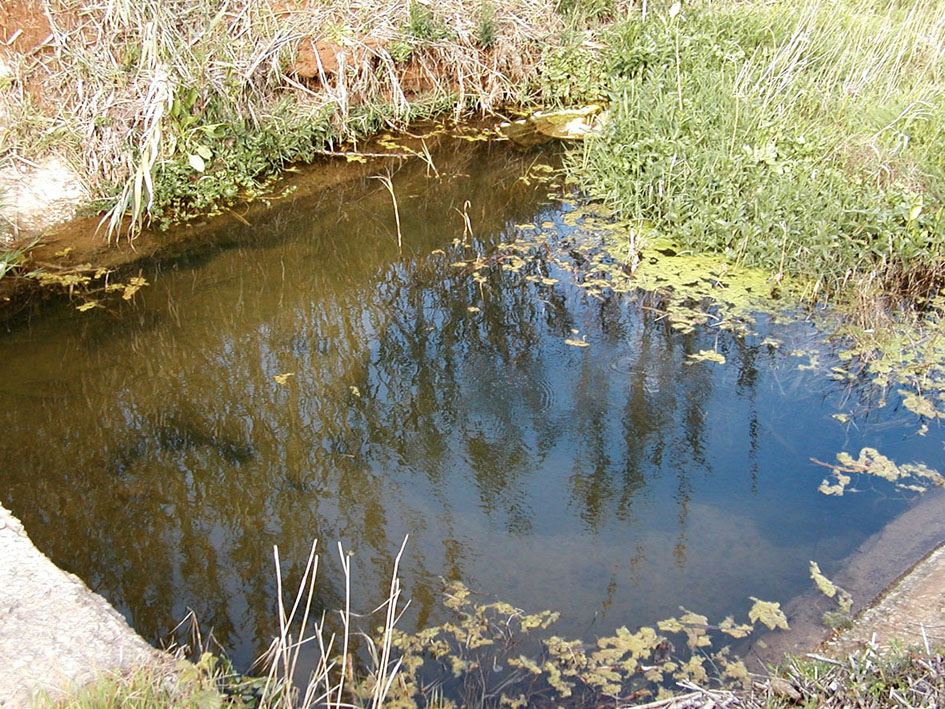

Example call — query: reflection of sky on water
[0,140,939,671]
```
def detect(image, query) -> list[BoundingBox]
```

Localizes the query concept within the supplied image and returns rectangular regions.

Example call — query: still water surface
[0,139,938,670]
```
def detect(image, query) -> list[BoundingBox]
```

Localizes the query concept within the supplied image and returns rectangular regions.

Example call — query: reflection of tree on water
[0,139,915,673]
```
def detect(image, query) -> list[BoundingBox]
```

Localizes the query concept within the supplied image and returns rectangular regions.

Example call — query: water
[0,137,939,675]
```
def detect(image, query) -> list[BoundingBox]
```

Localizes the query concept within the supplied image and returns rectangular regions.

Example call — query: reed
[256,538,408,709]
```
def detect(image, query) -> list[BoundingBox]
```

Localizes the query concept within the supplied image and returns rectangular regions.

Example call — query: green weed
[406,0,448,41]
[31,656,225,709]
[477,0,498,48]
[555,0,615,24]
[0,238,41,282]
[538,31,607,106]
[576,0,945,302]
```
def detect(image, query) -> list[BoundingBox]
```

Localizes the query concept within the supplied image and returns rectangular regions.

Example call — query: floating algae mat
[1,138,943,687]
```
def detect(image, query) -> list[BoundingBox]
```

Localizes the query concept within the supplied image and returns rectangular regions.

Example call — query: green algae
[814,447,945,497]
[474,196,945,504]
[830,299,945,422]
[548,201,945,434]
[610,233,802,318]
[385,580,776,706]
[489,200,804,339]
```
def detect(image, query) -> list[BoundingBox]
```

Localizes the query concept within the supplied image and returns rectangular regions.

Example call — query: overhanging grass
[1,0,573,236]
[575,0,945,302]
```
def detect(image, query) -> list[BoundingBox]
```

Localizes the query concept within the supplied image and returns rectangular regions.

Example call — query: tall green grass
[577,0,945,301]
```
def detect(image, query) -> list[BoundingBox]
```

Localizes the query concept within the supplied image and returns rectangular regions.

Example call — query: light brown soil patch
[0,0,52,55]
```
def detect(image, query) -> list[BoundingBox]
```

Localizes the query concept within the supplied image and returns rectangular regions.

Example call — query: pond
[0,133,940,685]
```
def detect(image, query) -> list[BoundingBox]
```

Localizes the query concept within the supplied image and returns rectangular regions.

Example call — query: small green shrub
[406,0,447,42]
[539,37,607,106]
[477,0,498,49]
[387,39,412,64]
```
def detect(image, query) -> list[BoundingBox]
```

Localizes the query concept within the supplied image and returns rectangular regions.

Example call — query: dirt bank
[0,121,504,319]
[0,504,162,707]
[0,0,575,243]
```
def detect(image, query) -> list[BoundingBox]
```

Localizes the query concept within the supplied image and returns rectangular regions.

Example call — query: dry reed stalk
[259,537,408,708]
[370,173,402,251]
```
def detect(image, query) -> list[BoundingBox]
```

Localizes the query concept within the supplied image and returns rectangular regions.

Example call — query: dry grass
[651,643,945,709]
[255,538,409,708]
[0,0,567,236]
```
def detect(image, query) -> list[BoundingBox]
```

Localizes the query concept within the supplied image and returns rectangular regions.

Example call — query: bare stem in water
[372,174,403,252]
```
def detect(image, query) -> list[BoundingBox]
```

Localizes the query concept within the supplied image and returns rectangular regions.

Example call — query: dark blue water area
[0,144,941,675]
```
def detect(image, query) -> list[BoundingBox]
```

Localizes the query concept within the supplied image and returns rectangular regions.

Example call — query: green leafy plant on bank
[538,34,608,107]
[406,0,449,42]
[576,0,945,302]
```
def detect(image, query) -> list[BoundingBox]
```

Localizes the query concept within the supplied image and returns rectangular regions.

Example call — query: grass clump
[576,0,945,303]
[1,0,569,236]
[32,655,226,709]
[756,644,945,709]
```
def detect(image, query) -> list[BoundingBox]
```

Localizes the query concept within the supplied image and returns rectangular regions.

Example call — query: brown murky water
[0,136,940,674]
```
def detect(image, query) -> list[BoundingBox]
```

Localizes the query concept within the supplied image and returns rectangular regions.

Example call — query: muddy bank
[748,487,945,669]
[0,504,161,707]
[0,123,496,321]
[0,0,570,243]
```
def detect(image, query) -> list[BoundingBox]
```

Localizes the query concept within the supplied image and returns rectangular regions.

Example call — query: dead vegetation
[0,0,572,236]
[663,644,945,709]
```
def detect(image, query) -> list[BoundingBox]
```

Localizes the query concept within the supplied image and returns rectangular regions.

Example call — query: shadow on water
[0,136,942,677]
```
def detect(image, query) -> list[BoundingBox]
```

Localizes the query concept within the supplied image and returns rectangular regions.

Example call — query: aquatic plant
[813,447,945,498]
[381,579,790,706]
[810,561,854,630]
